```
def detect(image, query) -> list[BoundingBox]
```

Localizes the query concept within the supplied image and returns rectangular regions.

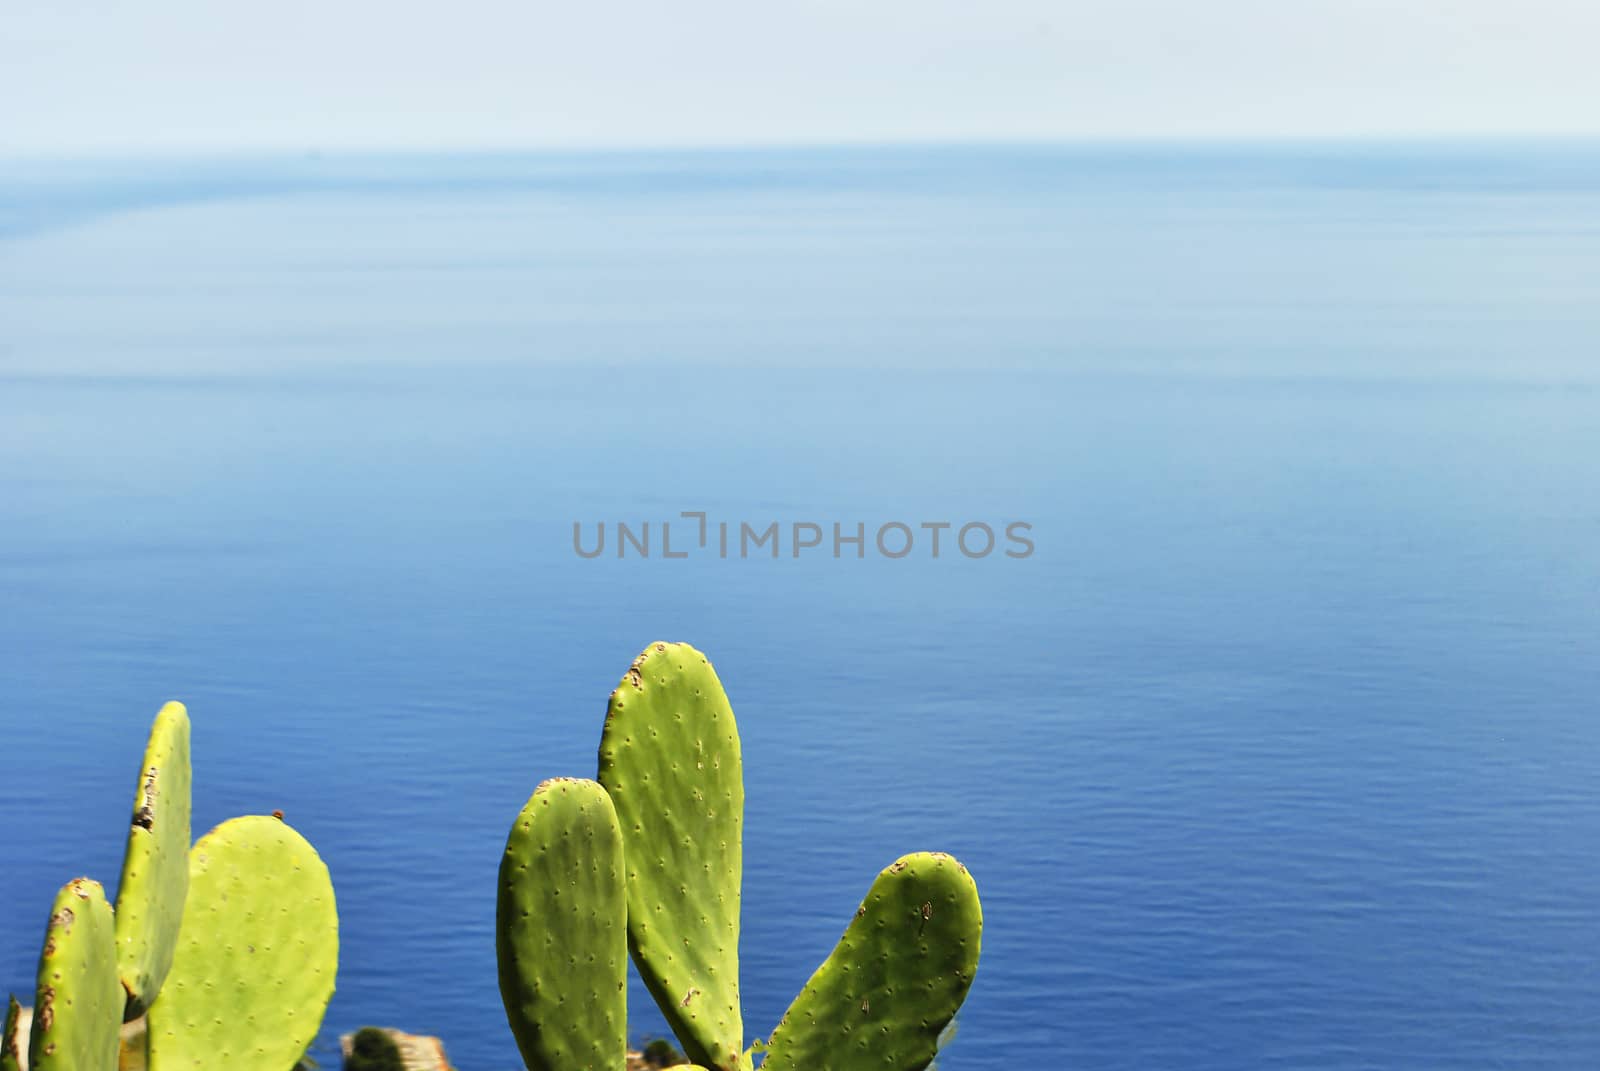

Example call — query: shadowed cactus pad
[147,815,338,1071]
[114,701,192,1016]
[30,878,122,1071]
[760,853,982,1071]
[598,642,745,1071]
[497,778,627,1071]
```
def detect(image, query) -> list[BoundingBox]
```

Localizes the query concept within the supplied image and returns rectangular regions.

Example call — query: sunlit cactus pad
[147,815,338,1071]
[497,777,627,1071]
[761,852,982,1071]
[30,878,122,1071]
[598,641,745,1071]
[114,701,192,1015]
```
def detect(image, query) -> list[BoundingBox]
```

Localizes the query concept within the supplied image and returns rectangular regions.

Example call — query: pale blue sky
[4,0,1598,155]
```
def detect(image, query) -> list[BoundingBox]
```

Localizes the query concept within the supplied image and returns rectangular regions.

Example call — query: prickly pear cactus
[146,815,338,1071]
[497,778,627,1071]
[30,877,122,1071]
[760,853,982,1071]
[2,994,23,1071]
[597,642,746,1071]
[114,701,192,1015]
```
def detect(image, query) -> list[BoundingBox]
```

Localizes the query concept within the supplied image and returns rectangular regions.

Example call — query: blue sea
[2,143,1599,1069]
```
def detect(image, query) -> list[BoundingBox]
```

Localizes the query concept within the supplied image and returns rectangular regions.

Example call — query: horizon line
[6,132,1600,166]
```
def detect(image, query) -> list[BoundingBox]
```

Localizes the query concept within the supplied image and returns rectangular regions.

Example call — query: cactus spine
[30,878,122,1071]
[146,815,338,1071]
[597,642,745,1071]
[113,702,192,1017]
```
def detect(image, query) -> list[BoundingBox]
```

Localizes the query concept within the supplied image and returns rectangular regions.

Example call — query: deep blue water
[2,143,1599,1069]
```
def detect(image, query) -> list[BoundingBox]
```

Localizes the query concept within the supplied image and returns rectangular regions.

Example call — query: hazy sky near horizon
[4,1,1599,155]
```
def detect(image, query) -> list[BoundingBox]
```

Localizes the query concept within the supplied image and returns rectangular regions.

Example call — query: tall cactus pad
[761,853,982,1071]
[114,701,192,1015]
[2,994,24,1071]
[597,642,745,1071]
[497,778,627,1071]
[147,816,338,1071]
[30,878,122,1071]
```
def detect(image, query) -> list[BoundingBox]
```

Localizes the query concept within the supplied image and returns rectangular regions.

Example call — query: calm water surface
[2,144,1599,1069]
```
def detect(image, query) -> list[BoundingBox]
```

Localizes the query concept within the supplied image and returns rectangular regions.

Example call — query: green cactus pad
[29,877,122,1071]
[2,994,24,1071]
[114,701,192,1016]
[497,777,627,1071]
[146,815,338,1071]
[760,853,982,1071]
[597,642,745,1071]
